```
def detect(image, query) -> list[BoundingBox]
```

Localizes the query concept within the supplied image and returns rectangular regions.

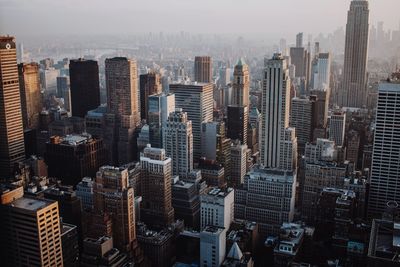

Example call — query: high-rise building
[45,134,106,186]
[200,187,234,230]
[104,57,140,165]
[329,111,346,147]
[200,226,227,267]
[56,76,71,112]
[260,53,297,171]
[346,130,360,164]
[69,59,100,118]
[310,52,331,90]
[296,32,303,48]
[0,186,63,267]
[0,36,25,179]
[232,58,250,107]
[169,82,213,161]
[230,142,248,188]
[194,56,212,83]
[148,93,175,148]
[234,168,296,236]
[18,62,42,130]
[140,145,174,227]
[290,96,316,148]
[227,105,248,145]
[76,177,94,211]
[368,81,400,218]
[93,166,137,253]
[163,108,193,178]
[340,0,369,108]
[310,88,330,129]
[140,71,162,121]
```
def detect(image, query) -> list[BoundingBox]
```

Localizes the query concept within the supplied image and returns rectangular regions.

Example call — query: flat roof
[10,197,54,212]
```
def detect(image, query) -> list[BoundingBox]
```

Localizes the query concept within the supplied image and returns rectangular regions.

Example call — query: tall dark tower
[69,59,100,117]
[194,56,212,83]
[340,0,369,108]
[0,36,25,179]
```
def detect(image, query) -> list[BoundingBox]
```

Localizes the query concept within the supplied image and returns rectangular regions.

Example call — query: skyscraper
[69,59,100,117]
[194,56,212,83]
[0,185,63,267]
[340,0,369,108]
[290,96,316,148]
[140,145,174,227]
[105,57,140,165]
[93,166,137,253]
[296,32,303,48]
[169,82,213,161]
[310,52,331,90]
[163,108,193,178]
[232,58,250,107]
[18,62,42,130]
[368,81,400,218]
[260,53,297,171]
[0,36,25,179]
[140,71,162,121]
[328,111,346,147]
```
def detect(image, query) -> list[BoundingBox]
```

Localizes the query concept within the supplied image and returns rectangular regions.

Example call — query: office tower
[194,56,212,83]
[105,57,140,165]
[0,36,25,179]
[290,96,316,148]
[76,177,94,211]
[169,82,213,161]
[329,111,346,147]
[218,66,231,87]
[200,187,234,230]
[140,71,162,121]
[163,108,193,178]
[230,142,248,187]
[234,168,296,236]
[61,223,79,267]
[18,62,42,130]
[346,130,360,164]
[200,226,227,267]
[69,59,100,118]
[93,166,137,253]
[368,81,400,218]
[227,105,248,145]
[232,58,250,107]
[260,53,297,171]
[45,134,106,186]
[201,121,231,165]
[310,52,331,90]
[296,32,303,48]
[85,104,107,137]
[40,67,59,94]
[57,76,71,111]
[0,186,63,267]
[290,44,311,92]
[148,93,175,148]
[310,88,330,128]
[140,145,174,227]
[340,0,369,108]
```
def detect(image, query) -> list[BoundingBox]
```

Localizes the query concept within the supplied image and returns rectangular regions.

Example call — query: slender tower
[340,0,369,108]
[0,36,25,178]
[194,56,212,83]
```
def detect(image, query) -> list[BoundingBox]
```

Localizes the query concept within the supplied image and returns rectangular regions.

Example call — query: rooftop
[202,225,225,234]
[9,197,55,212]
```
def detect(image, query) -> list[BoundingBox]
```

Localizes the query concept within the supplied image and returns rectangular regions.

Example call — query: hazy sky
[1,0,399,38]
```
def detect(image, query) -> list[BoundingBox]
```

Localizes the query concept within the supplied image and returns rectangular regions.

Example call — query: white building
[261,53,297,171]
[200,226,227,267]
[200,187,234,231]
[368,81,400,218]
[230,142,248,187]
[310,52,331,90]
[328,111,346,147]
[163,108,193,178]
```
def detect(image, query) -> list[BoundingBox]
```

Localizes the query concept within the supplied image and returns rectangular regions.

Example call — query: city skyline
[0,0,399,39]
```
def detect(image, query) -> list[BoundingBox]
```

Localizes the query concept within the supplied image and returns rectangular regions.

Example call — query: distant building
[18,62,42,129]
[140,71,162,121]
[290,96,316,148]
[329,111,346,147]
[194,56,213,83]
[69,59,100,118]
[200,187,234,230]
[310,52,331,90]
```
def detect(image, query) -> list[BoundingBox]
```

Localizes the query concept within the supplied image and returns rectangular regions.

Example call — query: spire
[227,242,243,260]
[236,57,245,67]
